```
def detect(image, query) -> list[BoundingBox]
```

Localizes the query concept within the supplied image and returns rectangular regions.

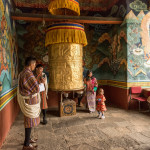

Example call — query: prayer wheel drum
[47,43,83,91]
[45,22,87,91]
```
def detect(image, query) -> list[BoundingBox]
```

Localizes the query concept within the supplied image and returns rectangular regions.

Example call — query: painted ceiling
[13,0,120,11]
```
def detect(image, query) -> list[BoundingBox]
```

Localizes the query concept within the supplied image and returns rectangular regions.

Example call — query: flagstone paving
[1,106,150,150]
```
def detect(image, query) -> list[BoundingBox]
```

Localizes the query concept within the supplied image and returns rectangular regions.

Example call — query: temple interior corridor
[1,0,150,149]
[1,106,150,150]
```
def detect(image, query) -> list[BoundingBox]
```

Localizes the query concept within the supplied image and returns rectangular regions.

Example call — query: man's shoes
[43,118,48,125]
[22,144,37,150]
[30,139,38,143]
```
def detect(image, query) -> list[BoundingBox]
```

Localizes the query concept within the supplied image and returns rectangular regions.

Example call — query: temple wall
[0,0,19,148]
[16,1,150,110]
[126,0,150,85]
[85,0,150,109]
[16,0,127,108]
[1,0,150,147]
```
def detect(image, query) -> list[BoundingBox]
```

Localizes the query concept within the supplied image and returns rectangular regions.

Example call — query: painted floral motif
[129,0,147,12]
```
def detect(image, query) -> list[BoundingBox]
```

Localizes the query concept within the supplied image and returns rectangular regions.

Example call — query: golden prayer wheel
[47,43,83,91]
[45,22,87,91]
[47,0,87,117]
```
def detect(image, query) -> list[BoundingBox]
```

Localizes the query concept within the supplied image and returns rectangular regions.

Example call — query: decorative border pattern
[1,80,150,111]
[0,86,17,111]
[47,22,84,32]
[98,80,150,89]
[98,80,127,89]
[127,82,150,88]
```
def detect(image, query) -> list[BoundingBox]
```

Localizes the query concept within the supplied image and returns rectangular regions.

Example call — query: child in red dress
[96,88,107,119]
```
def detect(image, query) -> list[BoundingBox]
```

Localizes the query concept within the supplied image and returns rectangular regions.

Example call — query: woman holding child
[84,70,98,113]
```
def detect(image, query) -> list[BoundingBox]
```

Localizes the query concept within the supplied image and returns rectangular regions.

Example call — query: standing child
[96,88,107,119]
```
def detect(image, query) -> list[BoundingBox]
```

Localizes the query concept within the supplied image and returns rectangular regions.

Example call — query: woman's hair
[36,64,43,69]
[25,56,36,66]
[86,70,94,81]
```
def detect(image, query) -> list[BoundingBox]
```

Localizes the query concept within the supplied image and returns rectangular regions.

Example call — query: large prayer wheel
[45,22,87,91]
[47,43,83,91]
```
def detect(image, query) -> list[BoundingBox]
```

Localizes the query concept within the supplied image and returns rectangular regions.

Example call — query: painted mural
[84,24,127,81]
[16,0,127,84]
[16,0,150,88]
[125,0,150,83]
[83,2,127,81]
[84,0,150,86]
[0,0,18,110]
[17,22,49,78]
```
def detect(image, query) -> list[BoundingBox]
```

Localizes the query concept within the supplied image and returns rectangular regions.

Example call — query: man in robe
[34,64,48,125]
[18,57,45,150]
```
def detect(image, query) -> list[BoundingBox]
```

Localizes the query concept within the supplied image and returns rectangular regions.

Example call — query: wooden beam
[11,12,123,24]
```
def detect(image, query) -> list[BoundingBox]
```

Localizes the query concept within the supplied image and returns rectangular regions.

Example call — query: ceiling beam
[11,12,123,24]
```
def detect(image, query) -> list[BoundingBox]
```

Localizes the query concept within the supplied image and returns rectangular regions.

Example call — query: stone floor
[1,105,150,150]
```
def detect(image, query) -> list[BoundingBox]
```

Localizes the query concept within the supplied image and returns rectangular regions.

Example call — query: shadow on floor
[47,109,59,117]
[46,102,150,118]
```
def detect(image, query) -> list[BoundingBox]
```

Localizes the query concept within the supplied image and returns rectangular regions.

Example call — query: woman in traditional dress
[35,64,48,125]
[84,70,98,113]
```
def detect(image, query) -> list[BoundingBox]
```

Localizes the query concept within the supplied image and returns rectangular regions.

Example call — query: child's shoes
[101,115,105,119]
[98,114,101,119]
[98,112,102,118]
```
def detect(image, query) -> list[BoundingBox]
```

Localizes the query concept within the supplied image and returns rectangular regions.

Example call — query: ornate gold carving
[48,43,83,91]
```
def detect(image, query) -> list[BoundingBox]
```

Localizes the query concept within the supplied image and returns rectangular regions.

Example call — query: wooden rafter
[11,12,123,24]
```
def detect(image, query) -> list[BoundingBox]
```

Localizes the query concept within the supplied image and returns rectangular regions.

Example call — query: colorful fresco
[16,0,150,88]
[83,0,150,87]
[83,3,127,82]
[0,0,18,110]
[127,10,150,82]
[84,24,127,82]
[16,1,127,84]
[17,22,49,78]
[124,0,150,84]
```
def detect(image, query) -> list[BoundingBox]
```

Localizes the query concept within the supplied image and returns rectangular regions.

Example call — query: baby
[96,88,107,119]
